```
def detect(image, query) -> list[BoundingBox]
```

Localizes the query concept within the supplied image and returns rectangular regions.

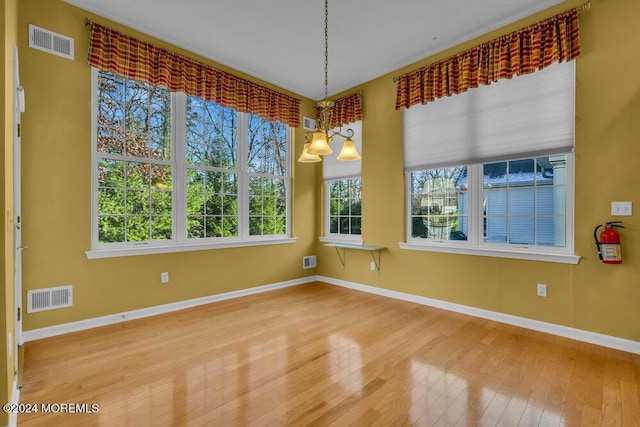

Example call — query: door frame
[13,45,24,385]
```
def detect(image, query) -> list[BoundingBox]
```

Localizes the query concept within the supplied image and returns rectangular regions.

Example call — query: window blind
[323,120,362,180]
[403,61,575,171]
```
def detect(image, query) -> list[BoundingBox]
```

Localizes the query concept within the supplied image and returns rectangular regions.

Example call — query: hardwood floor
[18,282,640,426]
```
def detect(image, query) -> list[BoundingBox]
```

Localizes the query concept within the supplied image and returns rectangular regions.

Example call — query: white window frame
[87,69,294,259]
[320,177,363,244]
[400,156,578,264]
[318,120,363,245]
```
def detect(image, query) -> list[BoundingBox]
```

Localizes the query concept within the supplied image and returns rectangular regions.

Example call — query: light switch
[611,201,632,216]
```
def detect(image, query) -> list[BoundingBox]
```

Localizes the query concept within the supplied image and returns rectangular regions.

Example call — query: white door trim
[13,45,24,367]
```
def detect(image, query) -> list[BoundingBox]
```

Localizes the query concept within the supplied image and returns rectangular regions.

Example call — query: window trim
[398,242,580,264]
[89,68,292,257]
[401,154,580,264]
[85,237,297,259]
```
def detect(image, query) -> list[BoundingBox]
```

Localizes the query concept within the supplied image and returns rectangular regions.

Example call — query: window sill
[318,236,364,245]
[86,237,298,259]
[398,242,580,264]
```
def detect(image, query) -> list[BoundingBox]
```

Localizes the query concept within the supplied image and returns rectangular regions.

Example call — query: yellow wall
[2,0,19,421]
[316,0,640,342]
[18,0,319,331]
[15,0,640,351]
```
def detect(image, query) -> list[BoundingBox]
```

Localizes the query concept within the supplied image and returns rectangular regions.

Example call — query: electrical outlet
[161,272,169,284]
[370,261,376,271]
[537,283,547,297]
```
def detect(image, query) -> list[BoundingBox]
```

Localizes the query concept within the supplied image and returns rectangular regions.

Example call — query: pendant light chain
[298,0,361,163]
[324,0,329,101]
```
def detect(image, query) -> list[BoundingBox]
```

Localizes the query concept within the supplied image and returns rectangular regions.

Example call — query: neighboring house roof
[456,160,555,188]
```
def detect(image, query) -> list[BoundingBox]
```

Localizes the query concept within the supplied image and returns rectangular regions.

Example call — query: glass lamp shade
[298,143,321,163]
[306,131,333,155]
[336,138,361,161]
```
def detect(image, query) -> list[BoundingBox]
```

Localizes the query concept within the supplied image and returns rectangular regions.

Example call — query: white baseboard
[23,274,640,355]
[23,277,314,342]
[318,276,640,355]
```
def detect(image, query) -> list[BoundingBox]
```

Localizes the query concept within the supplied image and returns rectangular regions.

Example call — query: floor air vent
[27,285,73,313]
[29,25,74,60]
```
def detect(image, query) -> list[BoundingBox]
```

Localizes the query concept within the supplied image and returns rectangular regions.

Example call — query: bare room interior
[1,0,639,425]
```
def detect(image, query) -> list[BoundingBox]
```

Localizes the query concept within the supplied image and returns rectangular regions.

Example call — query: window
[409,167,467,241]
[482,156,568,247]
[409,155,570,246]
[96,72,173,244]
[185,98,238,239]
[246,115,289,236]
[328,178,362,236]
[322,121,363,243]
[402,62,578,264]
[91,70,292,256]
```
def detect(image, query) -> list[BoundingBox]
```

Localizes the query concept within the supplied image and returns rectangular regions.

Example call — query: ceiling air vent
[29,24,74,60]
[303,116,316,131]
[27,285,73,313]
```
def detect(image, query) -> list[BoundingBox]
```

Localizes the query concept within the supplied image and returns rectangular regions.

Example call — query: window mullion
[404,172,412,242]
[565,153,575,252]
[470,164,483,248]
[285,125,292,237]
[237,113,249,239]
[96,152,172,166]
[174,92,187,244]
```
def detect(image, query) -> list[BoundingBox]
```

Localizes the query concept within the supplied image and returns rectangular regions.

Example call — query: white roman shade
[322,120,362,180]
[403,61,575,171]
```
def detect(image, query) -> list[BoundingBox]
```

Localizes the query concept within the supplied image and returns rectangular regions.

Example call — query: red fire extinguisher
[594,221,623,264]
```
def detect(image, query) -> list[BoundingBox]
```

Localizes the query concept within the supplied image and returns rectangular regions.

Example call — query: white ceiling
[65,0,566,101]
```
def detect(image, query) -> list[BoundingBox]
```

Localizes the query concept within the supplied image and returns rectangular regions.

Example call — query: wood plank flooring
[18,282,640,426]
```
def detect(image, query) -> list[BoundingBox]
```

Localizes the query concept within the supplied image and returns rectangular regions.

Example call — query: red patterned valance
[317,92,362,128]
[88,23,301,127]
[395,8,580,109]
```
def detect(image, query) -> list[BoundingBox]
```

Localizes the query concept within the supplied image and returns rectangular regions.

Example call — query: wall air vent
[29,24,74,60]
[27,285,73,313]
[303,255,317,269]
[303,117,316,131]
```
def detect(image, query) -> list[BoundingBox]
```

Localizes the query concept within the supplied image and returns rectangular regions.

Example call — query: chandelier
[298,0,361,163]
